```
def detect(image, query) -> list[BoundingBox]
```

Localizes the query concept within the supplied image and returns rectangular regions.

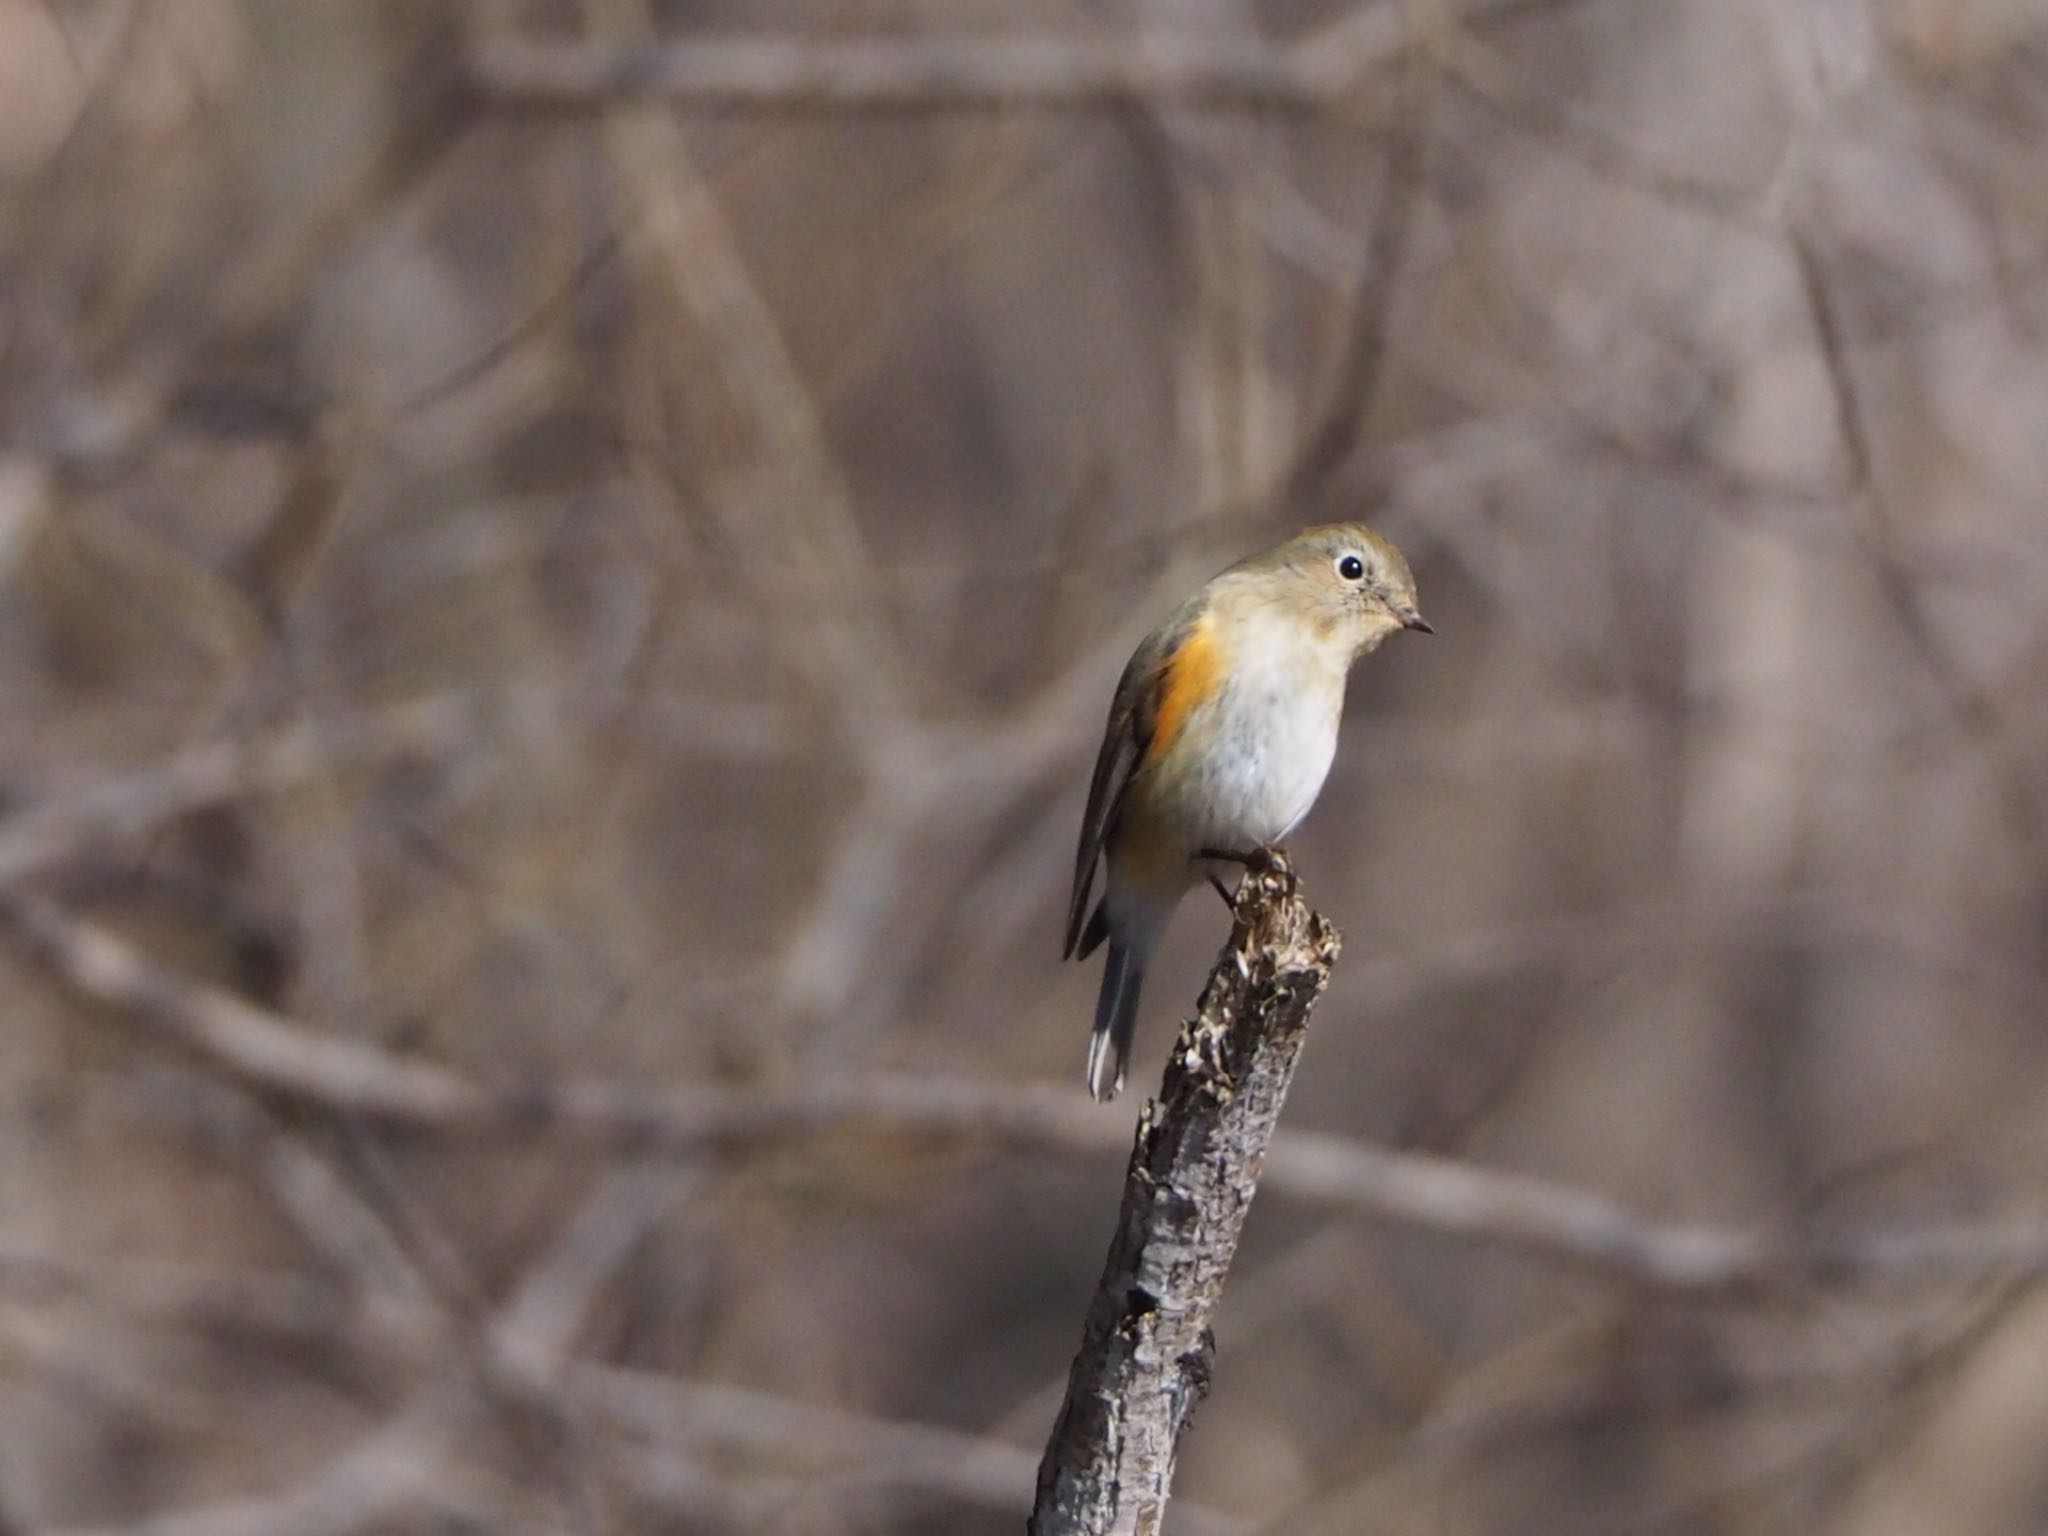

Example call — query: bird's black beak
[1399,609,1435,635]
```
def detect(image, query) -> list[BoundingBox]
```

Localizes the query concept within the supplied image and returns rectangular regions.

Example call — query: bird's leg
[1196,848,1252,910]
[1198,844,1279,873]
[1198,844,1293,898]
[1197,844,1285,910]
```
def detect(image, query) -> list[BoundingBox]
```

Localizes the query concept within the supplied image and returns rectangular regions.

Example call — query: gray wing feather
[1064,611,1193,958]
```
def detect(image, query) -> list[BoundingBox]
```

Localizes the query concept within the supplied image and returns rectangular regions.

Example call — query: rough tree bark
[1031,852,1340,1535]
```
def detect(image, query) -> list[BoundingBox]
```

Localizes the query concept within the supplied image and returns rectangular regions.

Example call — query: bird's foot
[1197,844,1293,901]
[1198,843,1284,873]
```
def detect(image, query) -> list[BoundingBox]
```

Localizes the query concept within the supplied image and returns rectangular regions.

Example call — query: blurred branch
[1787,219,2048,846]
[1427,25,1773,228]
[0,693,483,887]
[1266,1281,2031,1536]
[1032,854,1338,1534]
[587,0,909,746]
[470,28,1383,113]
[467,0,1566,113]
[1,892,487,1120]
[213,9,476,341]
[11,892,2048,1299]
[574,1366,1258,1534]
[48,1390,489,1536]
[1274,56,1429,506]
[488,1159,691,1384]
[0,1242,345,1340]
[1261,1131,2048,1294]
[120,1077,1072,1533]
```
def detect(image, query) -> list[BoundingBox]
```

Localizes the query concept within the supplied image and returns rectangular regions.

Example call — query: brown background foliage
[2,1,2046,1532]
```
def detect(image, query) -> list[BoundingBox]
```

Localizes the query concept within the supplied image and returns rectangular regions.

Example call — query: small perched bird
[1064,524,1430,1101]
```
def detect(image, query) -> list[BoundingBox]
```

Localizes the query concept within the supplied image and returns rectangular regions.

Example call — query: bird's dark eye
[1337,554,1366,582]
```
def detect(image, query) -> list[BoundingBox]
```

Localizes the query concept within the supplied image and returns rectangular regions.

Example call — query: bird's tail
[1086,940,1146,1102]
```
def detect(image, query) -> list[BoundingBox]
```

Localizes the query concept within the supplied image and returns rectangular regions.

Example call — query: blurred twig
[465,0,1564,114]
[471,29,1375,113]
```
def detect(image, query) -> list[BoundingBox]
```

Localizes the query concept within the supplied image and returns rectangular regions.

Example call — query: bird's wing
[1064,608,1202,958]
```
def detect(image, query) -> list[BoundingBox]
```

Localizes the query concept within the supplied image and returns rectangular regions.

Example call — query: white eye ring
[1336,553,1367,582]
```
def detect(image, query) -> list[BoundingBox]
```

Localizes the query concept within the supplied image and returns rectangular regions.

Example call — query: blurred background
[1,0,2046,1532]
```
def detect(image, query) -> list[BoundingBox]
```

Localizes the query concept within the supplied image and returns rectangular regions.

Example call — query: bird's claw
[1198,844,1284,873]
[1197,844,1293,902]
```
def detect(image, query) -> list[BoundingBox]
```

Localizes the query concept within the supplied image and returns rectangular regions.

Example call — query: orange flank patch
[1145,616,1223,763]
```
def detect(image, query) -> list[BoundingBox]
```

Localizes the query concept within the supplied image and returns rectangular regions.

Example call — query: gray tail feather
[1086,943,1144,1102]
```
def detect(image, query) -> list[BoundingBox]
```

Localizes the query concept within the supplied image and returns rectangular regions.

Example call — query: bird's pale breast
[1137,607,1349,860]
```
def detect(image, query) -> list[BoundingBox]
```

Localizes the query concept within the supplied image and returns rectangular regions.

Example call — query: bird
[1064,524,1430,1101]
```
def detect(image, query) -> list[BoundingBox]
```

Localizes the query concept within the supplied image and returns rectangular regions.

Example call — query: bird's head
[1235,523,1431,661]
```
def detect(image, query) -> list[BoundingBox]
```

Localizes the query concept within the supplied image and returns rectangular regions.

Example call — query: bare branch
[1033,854,1338,1534]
